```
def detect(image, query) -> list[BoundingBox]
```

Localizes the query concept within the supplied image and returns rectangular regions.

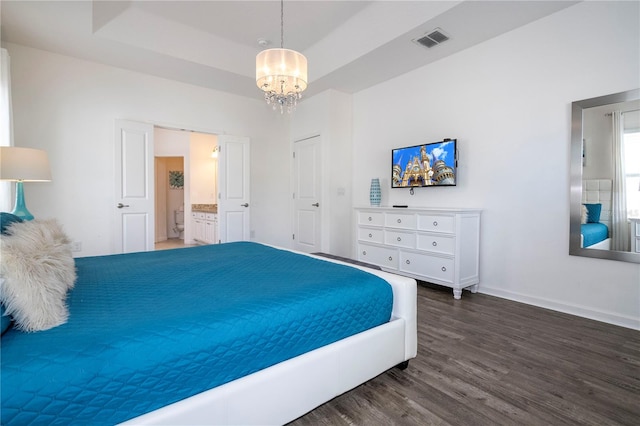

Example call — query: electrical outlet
[71,241,82,252]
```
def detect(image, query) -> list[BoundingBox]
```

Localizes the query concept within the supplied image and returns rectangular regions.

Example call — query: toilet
[174,206,185,236]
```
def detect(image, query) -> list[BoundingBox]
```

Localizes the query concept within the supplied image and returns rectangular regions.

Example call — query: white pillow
[0,219,76,332]
[581,205,588,224]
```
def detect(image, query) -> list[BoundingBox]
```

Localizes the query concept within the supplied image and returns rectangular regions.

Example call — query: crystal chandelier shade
[256,1,308,113]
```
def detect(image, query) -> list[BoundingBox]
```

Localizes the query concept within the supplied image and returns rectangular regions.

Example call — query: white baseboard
[478,286,640,331]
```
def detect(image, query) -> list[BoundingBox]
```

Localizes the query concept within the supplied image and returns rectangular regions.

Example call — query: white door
[217,135,250,243]
[114,120,155,253]
[293,135,322,253]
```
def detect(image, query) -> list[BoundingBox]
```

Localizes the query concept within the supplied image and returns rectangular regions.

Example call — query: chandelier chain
[280,0,284,48]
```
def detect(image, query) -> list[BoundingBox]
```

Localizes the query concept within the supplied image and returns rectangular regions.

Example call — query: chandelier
[256,0,308,113]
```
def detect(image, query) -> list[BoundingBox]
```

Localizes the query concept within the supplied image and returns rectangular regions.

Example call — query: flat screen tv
[391,138,457,188]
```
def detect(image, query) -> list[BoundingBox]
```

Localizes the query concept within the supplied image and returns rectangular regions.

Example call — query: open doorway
[153,127,218,250]
[155,156,187,248]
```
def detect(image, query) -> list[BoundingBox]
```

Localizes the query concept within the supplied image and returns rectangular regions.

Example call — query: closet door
[293,135,322,253]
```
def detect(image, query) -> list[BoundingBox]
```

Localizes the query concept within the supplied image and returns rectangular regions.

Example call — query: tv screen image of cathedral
[392,140,456,188]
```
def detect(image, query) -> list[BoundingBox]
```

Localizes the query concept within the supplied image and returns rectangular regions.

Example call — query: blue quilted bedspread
[581,222,608,247]
[1,242,392,425]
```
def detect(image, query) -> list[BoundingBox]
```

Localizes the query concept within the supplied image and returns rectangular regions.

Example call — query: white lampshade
[0,146,52,182]
[256,48,308,95]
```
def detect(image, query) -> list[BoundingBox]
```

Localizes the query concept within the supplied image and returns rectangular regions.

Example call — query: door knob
[117,203,130,209]
[312,203,319,207]
[241,203,249,207]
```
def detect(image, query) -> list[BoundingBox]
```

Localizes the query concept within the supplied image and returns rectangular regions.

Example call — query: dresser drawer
[417,214,454,233]
[357,243,398,270]
[385,212,416,229]
[192,212,206,219]
[358,227,384,244]
[384,230,416,248]
[416,233,455,255]
[399,251,454,283]
[205,213,216,221]
[358,211,384,226]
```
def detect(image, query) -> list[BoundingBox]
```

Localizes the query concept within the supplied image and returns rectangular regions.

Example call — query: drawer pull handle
[397,219,402,223]
[368,233,373,238]
[406,260,410,265]
[397,237,402,242]
[362,251,367,256]
[433,221,438,226]
[368,216,372,221]
[432,241,438,246]
[388,256,393,261]
[441,266,447,272]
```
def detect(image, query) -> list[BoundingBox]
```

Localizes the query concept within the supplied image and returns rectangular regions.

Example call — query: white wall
[582,106,614,180]
[189,132,217,205]
[6,43,288,256]
[351,1,640,328]
[248,112,293,248]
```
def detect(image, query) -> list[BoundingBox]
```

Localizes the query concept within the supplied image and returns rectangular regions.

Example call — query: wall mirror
[570,88,640,263]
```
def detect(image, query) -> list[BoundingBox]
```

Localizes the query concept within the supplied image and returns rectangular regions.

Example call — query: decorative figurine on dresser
[355,207,481,299]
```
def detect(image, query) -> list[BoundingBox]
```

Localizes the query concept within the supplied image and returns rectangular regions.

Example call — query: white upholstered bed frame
[122,251,418,425]
[582,179,612,250]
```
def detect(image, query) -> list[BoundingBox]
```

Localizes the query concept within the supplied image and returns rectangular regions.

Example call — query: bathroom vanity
[192,204,218,244]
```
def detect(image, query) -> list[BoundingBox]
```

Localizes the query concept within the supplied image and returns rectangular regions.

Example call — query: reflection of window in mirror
[625,130,640,218]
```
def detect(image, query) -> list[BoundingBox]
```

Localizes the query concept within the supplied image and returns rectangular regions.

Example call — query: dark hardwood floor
[289,283,640,425]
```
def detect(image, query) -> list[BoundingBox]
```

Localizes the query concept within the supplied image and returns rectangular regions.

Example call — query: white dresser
[630,218,640,253]
[355,207,481,299]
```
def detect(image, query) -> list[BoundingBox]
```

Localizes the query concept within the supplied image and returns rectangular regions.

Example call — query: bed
[581,179,612,249]
[0,218,417,425]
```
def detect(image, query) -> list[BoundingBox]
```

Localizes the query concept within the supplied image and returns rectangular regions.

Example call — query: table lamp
[0,146,52,221]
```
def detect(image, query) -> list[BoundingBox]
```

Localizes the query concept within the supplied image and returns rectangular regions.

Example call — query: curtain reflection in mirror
[624,126,640,217]
[611,111,628,251]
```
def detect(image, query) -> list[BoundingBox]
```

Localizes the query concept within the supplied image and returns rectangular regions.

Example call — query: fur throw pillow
[0,219,76,332]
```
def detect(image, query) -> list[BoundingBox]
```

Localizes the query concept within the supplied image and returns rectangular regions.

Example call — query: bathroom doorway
[152,127,221,250]
[155,156,186,244]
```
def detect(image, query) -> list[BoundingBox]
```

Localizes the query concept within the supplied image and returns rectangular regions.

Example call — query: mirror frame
[569,88,640,263]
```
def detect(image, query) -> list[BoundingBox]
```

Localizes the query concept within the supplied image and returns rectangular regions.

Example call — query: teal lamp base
[11,181,34,221]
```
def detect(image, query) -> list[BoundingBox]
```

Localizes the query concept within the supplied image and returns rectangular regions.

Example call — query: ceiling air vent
[413,28,450,49]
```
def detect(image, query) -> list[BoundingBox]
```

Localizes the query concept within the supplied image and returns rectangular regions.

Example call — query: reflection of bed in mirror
[581,179,611,249]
